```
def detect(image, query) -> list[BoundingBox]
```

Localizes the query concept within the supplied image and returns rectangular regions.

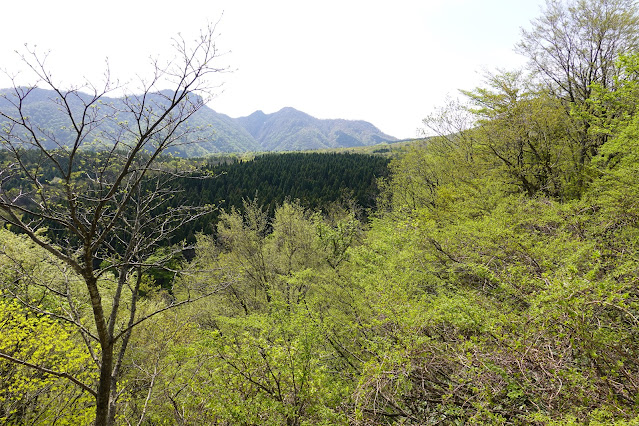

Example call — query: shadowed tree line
[169,152,390,241]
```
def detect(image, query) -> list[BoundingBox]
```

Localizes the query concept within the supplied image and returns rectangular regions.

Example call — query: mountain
[0,88,397,155]
[176,107,262,155]
[235,107,397,151]
[0,88,262,155]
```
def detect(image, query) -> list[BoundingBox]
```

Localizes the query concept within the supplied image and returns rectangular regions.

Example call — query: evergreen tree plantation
[4,0,639,424]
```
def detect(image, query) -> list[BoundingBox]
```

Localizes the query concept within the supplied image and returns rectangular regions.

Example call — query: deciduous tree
[0,24,227,426]
[517,0,639,169]
[518,0,639,104]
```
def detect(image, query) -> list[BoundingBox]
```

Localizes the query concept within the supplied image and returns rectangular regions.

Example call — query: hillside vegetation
[168,152,390,241]
[0,89,396,155]
[3,0,639,424]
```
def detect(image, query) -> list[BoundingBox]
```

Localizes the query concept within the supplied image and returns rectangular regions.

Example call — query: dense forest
[0,150,389,246]
[3,0,639,424]
[171,152,390,240]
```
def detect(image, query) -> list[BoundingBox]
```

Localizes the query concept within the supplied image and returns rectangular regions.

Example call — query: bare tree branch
[0,350,97,397]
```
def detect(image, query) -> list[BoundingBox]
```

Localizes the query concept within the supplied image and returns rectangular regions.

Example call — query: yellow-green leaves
[0,300,95,425]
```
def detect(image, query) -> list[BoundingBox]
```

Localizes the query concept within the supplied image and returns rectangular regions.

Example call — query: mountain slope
[235,107,397,151]
[0,88,261,155]
[0,88,397,155]
[177,107,262,155]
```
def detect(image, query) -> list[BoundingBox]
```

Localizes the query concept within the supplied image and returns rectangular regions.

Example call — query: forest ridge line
[0,87,397,155]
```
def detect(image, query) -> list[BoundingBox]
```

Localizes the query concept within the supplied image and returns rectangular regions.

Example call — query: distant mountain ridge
[0,88,397,155]
[236,107,397,151]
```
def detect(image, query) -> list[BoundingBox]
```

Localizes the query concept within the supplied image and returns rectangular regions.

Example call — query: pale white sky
[0,0,546,139]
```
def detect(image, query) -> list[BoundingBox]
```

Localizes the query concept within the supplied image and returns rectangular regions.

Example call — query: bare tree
[517,0,639,170]
[518,0,639,104]
[0,24,227,426]
[517,0,639,193]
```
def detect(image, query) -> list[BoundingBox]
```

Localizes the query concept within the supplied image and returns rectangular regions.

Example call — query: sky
[0,0,546,139]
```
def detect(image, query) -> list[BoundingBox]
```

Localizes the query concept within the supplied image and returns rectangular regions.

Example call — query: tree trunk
[95,343,114,426]
[84,272,115,426]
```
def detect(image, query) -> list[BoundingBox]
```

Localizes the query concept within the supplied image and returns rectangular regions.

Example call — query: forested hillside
[0,88,263,154]
[236,107,397,150]
[3,0,639,425]
[169,152,390,241]
[0,89,396,155]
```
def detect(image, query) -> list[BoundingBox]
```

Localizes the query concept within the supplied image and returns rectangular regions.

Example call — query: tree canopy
[3,0,639,424]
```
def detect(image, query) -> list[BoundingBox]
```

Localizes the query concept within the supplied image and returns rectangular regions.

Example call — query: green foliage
[5,2,639,423]
[5,112,639,423]
[577,53,639,139]
[122,200,360,424]
[119,74,639,422]
[349,184,639,423]
[171,152,389,240]
[0,299,95,425]
[179,314,349,425]
[463,71,578,197]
